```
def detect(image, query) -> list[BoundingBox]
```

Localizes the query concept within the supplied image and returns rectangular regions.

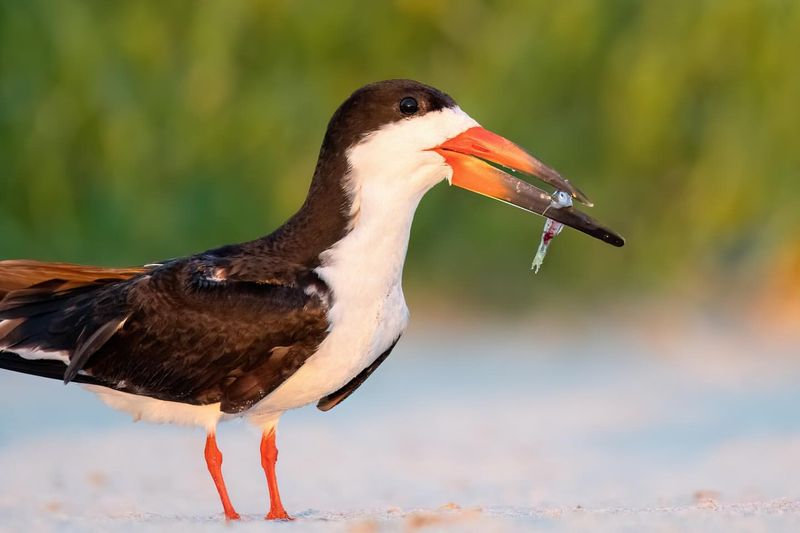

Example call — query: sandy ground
[1,320,799,532]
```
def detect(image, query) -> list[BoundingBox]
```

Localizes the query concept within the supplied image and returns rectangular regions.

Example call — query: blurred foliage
[0,0,798,311]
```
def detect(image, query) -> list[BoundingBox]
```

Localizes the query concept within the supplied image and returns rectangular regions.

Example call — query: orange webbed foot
[265,509,293,521]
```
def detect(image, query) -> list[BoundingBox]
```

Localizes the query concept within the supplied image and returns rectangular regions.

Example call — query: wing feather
[0,260,146,297]
[64,316,129,383]
[0,253,332,413]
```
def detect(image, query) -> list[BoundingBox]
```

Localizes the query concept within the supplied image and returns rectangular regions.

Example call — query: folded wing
[0,253,331,414]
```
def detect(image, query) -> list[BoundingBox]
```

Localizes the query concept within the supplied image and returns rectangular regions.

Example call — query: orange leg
[204,433,240,520]
[261,427,292,520]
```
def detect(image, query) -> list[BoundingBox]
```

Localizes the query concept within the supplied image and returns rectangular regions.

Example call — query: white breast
[247,183,415,424]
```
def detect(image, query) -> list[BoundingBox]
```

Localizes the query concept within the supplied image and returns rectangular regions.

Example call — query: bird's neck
[317,176,423,293]
[265,187,350,265]
[251,135,433,281]
[252,144,353,267]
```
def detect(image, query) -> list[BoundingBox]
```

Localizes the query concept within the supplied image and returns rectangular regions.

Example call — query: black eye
[399,96,418,115]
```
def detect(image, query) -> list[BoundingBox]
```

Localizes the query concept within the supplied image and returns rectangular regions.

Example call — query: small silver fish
[531,191,572,273]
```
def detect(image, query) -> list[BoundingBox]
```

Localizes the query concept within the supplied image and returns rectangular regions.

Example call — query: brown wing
[0,260,147,301]
[79,256,332,413]
[0,260,150,383]
[0,252,332,414]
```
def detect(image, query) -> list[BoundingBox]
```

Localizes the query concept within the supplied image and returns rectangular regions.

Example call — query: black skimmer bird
[0,80,623,520]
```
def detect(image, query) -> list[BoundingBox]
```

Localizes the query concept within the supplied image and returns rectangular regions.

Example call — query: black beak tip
[606,232,626,247]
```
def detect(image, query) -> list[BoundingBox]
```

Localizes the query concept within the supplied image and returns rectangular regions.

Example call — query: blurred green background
[1,0,798,313]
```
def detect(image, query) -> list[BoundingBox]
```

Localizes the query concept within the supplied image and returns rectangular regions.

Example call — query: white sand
[1,322,799,531]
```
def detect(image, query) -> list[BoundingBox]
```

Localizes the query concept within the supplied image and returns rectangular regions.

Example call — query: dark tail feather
[0,260,142,383]
[0,350,104,386]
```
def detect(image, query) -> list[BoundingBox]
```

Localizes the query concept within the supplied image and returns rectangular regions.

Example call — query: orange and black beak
[434,127,624,247]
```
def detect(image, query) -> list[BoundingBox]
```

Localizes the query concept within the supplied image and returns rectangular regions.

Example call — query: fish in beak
[433,126,625,247]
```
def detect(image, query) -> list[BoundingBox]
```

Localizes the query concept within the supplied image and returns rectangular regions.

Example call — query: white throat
[318,105,479,336]
[317,106,477,311]
[322,105,479,300]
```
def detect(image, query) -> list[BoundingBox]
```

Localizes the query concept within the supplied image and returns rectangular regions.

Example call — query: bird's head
[320,79,623,247]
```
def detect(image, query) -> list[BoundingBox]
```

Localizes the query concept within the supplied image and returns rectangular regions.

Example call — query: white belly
[247,276,409,426]
[85,384,226,432]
